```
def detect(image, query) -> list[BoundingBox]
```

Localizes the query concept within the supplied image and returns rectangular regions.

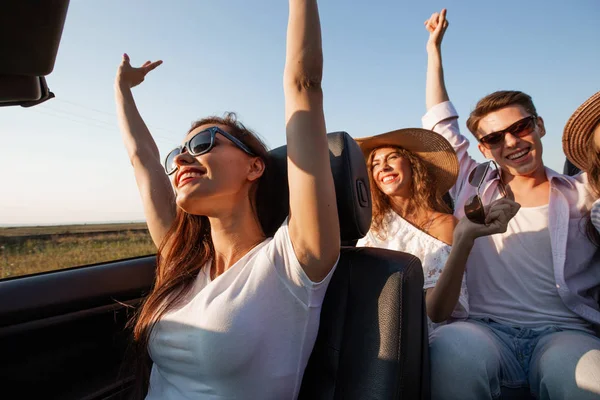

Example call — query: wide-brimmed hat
[562,90,600,171]
[355,128,459,195]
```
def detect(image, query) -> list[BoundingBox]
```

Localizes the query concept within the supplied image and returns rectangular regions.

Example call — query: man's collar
[486,165,575,190]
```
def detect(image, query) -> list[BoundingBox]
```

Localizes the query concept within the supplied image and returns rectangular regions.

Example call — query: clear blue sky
[1,0,599,226]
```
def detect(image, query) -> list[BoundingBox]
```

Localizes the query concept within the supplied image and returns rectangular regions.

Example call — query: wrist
[453,229,476,249]
[426,44,442,54]
[114,79,132,93]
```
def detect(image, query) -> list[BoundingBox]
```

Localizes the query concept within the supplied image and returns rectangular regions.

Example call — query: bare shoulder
[427,212,457,246]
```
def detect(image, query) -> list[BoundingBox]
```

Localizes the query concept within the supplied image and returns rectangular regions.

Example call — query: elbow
[427,309,451,324]
[425,299,452,323]
[284,57,324,92]
[284,72,323,93]
[128,147,160,169]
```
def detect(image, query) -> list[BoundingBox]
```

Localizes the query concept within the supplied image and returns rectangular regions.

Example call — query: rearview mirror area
[0,75,55,107]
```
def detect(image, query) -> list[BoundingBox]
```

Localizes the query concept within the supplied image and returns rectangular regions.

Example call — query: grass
[0,223,156,280]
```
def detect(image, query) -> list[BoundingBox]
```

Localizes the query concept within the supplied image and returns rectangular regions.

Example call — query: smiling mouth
[506,148,530,161]
[177,170,206,187]
[380,175,398,184]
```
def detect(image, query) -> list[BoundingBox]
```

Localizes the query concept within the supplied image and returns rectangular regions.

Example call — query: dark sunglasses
[464,161,509,224]
[479,115,537,149]
[164,126,256,175]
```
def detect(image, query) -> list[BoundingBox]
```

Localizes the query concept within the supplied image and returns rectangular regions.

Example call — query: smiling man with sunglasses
[421,9,600,400]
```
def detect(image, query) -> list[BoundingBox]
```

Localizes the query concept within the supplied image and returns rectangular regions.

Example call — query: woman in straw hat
[355,128,519,332]
[562,90,600,246]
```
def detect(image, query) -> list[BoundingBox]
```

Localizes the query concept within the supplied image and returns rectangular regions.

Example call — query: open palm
[116,53,162,89]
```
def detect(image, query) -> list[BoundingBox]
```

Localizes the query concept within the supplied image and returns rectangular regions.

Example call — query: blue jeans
[429,318,600,400]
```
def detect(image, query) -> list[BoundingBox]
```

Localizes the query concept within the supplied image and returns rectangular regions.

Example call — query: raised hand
[454,197,521,244]
[424,8,448,50]
[115,53,163,89]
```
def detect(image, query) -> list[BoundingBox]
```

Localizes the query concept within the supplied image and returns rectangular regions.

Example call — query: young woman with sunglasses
[423,9,600,400]
[563,90,600,246]
[114,1,339,399]
[355,130,518,334]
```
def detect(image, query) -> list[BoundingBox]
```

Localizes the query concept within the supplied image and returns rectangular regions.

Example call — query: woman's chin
[176,194,206,215]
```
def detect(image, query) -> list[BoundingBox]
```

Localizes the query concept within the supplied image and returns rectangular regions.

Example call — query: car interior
[0,1,431,399]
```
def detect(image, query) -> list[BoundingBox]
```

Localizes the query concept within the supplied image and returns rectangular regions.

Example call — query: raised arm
[422,9,477,199]
[284,0,340,282]
[425,9,449,111]
[115,54,176,248]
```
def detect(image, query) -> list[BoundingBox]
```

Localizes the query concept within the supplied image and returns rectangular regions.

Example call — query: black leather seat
[269,132,430,400]
[563,158,581,176]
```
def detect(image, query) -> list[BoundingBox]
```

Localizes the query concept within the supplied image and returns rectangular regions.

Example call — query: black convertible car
[0,2,430,399]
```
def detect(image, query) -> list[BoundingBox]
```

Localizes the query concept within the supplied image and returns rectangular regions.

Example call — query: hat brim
[562,90,600,171]
[355,128,459,196]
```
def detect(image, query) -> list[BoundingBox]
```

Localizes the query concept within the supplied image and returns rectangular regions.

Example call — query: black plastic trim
[0,255,155,327]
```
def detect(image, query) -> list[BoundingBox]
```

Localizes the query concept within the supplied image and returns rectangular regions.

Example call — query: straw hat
[562,90,600,171]
[355,128,459,195]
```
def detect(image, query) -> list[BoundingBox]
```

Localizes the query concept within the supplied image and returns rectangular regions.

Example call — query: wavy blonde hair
[367,146,451,240]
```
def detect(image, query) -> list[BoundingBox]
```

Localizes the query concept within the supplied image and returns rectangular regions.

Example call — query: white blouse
[356,211,469,333]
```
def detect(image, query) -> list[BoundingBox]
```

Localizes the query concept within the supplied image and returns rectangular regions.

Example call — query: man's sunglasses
[464,161,510,224]
[164,126,255,175]
[479,115,537,149]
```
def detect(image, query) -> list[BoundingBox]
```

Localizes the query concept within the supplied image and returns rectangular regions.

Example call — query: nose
[503,131,520,148]
[173,150,195,168]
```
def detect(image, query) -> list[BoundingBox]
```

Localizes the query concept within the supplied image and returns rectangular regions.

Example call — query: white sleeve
[421,101,479,201]
[269,218,339,308]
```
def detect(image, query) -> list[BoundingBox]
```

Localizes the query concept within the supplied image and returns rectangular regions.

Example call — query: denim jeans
[429,318,600,399]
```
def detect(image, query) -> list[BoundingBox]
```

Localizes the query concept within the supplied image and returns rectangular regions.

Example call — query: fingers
[484,198,520,226]
[143,60,163,73]
[121,53,131,66]
[435,9,448,34]
[425,12,439,32]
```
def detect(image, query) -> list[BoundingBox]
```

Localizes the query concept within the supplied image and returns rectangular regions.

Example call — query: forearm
[115,84,161,164]
[115,84,175,247]
[425,236,472,322]
[425,46,449,111]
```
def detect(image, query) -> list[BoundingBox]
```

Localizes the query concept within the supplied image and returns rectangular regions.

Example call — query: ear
[247,157,265,182]
[477,142,493,159]
[536,116,546,138]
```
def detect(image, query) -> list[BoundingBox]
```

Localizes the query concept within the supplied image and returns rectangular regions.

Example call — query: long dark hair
[367,146,451,240]
[127,113,280,399]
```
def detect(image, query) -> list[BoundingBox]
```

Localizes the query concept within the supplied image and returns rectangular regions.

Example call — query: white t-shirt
[146,220,338,400]
[467,205,592,333]
[356,211,469,333]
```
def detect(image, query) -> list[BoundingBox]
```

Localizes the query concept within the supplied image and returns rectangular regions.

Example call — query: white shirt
[146,220,338,400]
[467,205,592,332]
[422,101,600,326]
[356,211,469,332]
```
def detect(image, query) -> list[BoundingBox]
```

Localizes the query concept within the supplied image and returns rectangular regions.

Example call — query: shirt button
[556,284,560,288]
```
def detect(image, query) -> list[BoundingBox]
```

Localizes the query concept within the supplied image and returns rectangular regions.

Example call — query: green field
[0,223,156,279]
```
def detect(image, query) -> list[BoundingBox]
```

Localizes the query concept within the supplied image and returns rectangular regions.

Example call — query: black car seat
[563,158,581,176]
[269,132,430,400]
